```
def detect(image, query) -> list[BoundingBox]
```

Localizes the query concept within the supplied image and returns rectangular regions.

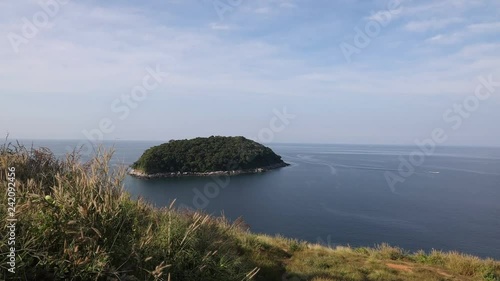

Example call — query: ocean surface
[15,140,500,259]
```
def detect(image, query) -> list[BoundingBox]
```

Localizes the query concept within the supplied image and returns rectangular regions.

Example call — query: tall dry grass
[0,142,258,280]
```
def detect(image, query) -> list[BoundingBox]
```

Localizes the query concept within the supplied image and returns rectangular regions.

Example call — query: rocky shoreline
[128,162,290,179]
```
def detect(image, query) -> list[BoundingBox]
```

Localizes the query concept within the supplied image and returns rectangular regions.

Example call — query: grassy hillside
[1,143,499,280]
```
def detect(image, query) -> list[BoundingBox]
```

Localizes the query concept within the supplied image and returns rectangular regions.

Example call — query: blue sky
[1,0,499,145]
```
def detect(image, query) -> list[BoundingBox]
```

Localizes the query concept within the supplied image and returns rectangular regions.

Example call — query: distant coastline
[128,162,289,179]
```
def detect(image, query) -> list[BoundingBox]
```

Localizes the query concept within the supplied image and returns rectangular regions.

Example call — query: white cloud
[279,1,297,9]
[1,0,499,101]
[399,0,483,17]
[467,22,500,33]
[404,18,462,32]
[254,7,271,14]
[425,21,500,45]
[455,43,500,58]
[425,33,462,45]
[245,0,297,15]
[365,10,400,22]
[209,23,233,30]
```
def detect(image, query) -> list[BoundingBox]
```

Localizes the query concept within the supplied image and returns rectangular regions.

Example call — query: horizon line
[6,138,500,149]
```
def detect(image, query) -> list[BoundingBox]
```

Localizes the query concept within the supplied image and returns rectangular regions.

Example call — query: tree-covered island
[129,136,289,178]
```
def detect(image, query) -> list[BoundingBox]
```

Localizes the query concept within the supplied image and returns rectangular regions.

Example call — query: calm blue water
[16,140,500,259]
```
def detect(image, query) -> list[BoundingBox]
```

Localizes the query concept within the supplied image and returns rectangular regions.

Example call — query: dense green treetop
[132,136,287,174]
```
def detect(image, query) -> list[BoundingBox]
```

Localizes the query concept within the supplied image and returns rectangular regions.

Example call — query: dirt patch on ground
[435,269,453,278]
[386,263,457,279]
[386,263,413,272]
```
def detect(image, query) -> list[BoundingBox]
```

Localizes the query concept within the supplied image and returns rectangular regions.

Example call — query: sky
[1,0,499,145]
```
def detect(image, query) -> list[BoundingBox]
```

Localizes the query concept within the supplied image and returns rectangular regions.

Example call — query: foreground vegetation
[132,136,287,174]
[1,143,499,280]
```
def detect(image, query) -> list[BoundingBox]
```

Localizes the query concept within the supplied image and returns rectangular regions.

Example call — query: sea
[13,140,500,259]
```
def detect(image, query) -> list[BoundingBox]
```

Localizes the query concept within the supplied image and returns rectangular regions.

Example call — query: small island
[129,136,289,179]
